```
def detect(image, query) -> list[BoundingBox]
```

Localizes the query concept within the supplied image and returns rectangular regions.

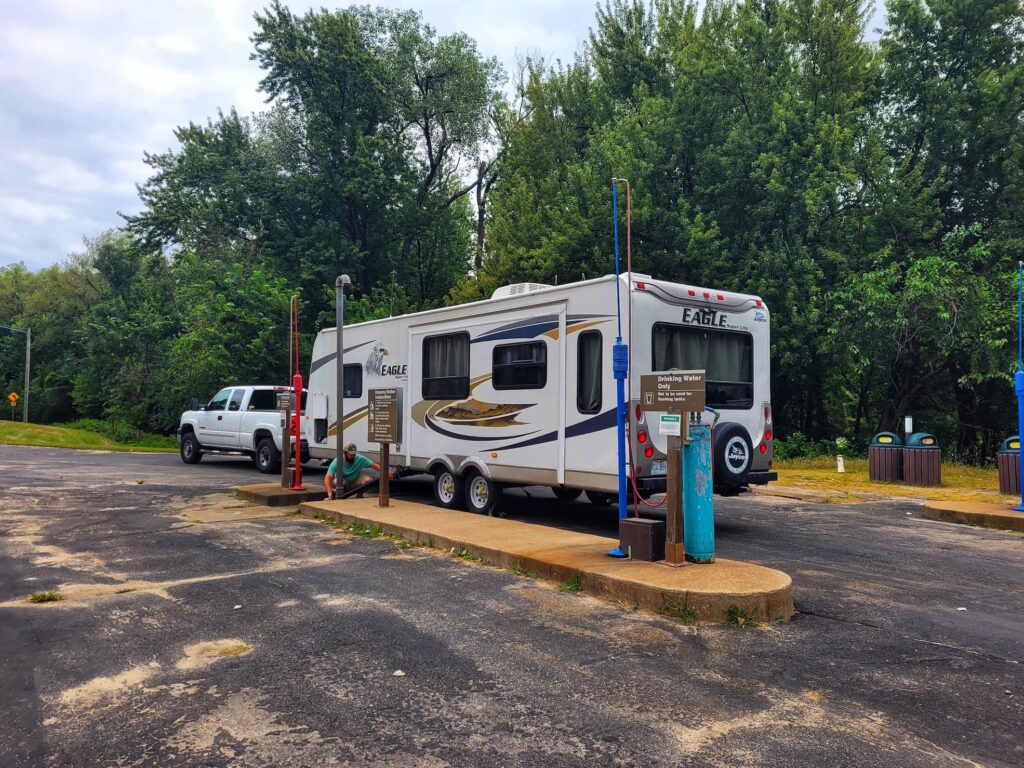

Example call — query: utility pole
[0,324,30,423]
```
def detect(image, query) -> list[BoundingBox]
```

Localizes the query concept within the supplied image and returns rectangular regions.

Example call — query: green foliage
[658,595,696,623]
[726,604,759,629]
[28,591,64,604]
[558,571,585,593]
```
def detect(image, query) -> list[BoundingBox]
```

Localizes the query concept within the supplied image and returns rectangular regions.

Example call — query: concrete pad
[299,498,794,623]
[750,485,830,503]
[235,483,327,507]
[922,500,1024,532]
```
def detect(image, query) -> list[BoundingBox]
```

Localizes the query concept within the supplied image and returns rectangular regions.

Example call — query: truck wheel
[552,487,582,502]
[713,422,752,493]
[180,433,202,465]
[433,467,466,510]
[465,471,501,515]
[256,438,281,474]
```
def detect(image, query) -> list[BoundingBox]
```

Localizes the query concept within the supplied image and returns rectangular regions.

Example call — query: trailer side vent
[491,283,552,299]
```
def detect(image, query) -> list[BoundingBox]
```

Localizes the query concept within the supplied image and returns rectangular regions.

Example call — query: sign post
[639,370,705,565]
[368,388,403,508]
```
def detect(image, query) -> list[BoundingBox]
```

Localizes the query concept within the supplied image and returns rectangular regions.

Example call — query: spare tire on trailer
[713,422,752,494]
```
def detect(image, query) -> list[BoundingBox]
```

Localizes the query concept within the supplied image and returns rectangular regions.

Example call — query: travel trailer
[303,275,776,513]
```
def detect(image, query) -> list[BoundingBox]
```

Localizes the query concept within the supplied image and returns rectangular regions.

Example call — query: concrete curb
[235,483,327,507]
[299,498,794,624]
[922,500,1024,532]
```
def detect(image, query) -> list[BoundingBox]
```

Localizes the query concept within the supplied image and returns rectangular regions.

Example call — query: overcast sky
[0,1,887,271]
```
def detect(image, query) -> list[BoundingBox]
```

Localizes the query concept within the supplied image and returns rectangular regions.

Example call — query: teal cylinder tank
[682,422,715,563]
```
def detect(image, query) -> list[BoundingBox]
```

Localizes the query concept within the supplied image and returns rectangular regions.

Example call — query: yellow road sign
[7,392,18,405]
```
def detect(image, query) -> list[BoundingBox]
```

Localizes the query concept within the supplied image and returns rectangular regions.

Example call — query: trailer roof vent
[491,282,552,299]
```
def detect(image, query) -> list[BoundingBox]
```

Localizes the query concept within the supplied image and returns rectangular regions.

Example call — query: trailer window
[492,342,546,390]
[423,332,470,400]
[344,364,362,398]
[577,331,602,414]
[652,324,753,409]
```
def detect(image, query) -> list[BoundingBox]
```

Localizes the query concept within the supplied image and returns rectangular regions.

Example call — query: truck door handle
[217,415,222,421]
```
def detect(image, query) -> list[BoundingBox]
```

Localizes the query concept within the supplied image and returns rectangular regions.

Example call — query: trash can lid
[998,435,1020,454]
[906,432,939,449]
[869,432,902,447]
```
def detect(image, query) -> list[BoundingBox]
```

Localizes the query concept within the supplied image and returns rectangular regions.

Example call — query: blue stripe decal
[471,321,559,344]
[486,407,618,452]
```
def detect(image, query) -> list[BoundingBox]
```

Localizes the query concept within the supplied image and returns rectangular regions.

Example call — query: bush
[774,432,858,460]
[62,418,144,444]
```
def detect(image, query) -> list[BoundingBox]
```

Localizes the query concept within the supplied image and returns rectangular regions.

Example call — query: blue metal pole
[1015,262,1024,511]
[609,182,629,557]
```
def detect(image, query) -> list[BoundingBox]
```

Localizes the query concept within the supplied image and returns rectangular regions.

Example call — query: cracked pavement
[0,445,1021,766]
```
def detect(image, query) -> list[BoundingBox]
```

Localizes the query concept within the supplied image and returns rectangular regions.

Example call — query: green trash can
[903,432,940,487]
[998,436,1020,496]
[868,432,903,482]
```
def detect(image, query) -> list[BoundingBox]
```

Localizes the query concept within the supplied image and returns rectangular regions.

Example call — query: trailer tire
[585,490,615,506]
[433,467,466,510]
[465,471,501,515]
[552,487,582,502]
[256,437,281,474]
[713,422,752,492]
[180,433,202,465]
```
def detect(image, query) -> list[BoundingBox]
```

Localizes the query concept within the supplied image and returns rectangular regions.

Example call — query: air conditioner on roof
[491,283,552,299]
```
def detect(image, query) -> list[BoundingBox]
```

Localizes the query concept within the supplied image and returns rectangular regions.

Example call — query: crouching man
[324,442,380,500]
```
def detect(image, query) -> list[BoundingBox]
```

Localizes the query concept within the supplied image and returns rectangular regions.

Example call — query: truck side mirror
[190,398,200,411]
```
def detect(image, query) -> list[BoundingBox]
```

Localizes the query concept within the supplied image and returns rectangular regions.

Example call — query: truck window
[577,331,602,414]
[344,364,362,398]
[228,389,245,411]
[248,390,275,410]
[492,342,546,390]
[652,324,753,409]
[207,388,232,412]
[423,332,470,399]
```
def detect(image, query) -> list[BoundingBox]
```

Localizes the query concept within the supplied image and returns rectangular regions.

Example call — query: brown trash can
[903,433,941,487]
[868,432,903,482]
[998,436,1020,496]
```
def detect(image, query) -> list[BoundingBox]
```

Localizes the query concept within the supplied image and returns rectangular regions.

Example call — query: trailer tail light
[635,282,646,290]
[638,430,648,444]
[759,443,768,454]
[635,404,644,422]
[644,444,654,458]
[702,291,710,298]
[764,429,772,442]
[688,289,696,296]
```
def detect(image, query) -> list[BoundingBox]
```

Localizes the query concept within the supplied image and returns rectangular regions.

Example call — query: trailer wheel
[433,467,466,510]
[465,471,501,515]
[256,437,281,474]
[552,487,582,502]
[180,433,202,465]
[585,490,615,506]
[713,422,752,493]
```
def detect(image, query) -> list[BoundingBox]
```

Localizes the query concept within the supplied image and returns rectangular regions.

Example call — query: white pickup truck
[177,385,308,473]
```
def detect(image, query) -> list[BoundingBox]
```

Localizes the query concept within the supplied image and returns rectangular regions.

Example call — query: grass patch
[775,456,1009,503]
[0,421,175,453]
[28,591,64,603]
[558,571,584,593]
[509,560,539,579]
[346,521,382,538]
[658,596,696,624]
[725,604,759,629]
[451,546,479,562]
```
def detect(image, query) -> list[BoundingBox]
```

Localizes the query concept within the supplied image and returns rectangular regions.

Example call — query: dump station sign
[368,388,402,444]
[639,370,706,414]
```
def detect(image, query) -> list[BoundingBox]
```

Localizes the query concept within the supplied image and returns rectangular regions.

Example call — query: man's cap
[343,441,357,453]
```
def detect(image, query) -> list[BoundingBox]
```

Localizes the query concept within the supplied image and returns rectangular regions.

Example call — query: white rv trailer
[304,274,776,513]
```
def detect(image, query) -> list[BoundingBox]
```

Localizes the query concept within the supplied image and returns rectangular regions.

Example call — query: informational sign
[639,370,705,413]
[368,387,403,444]
[659,413,681,436]
[276,391,293,410]
[7,392,18,406]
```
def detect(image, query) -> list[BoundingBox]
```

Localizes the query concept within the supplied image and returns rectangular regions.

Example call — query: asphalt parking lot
[1,446,1021,767]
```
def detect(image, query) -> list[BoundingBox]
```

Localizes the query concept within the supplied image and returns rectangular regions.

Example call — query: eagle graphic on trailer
[303,274,776,514]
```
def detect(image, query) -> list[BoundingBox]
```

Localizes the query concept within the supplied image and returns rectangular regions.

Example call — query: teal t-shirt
[328,453,373,483]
